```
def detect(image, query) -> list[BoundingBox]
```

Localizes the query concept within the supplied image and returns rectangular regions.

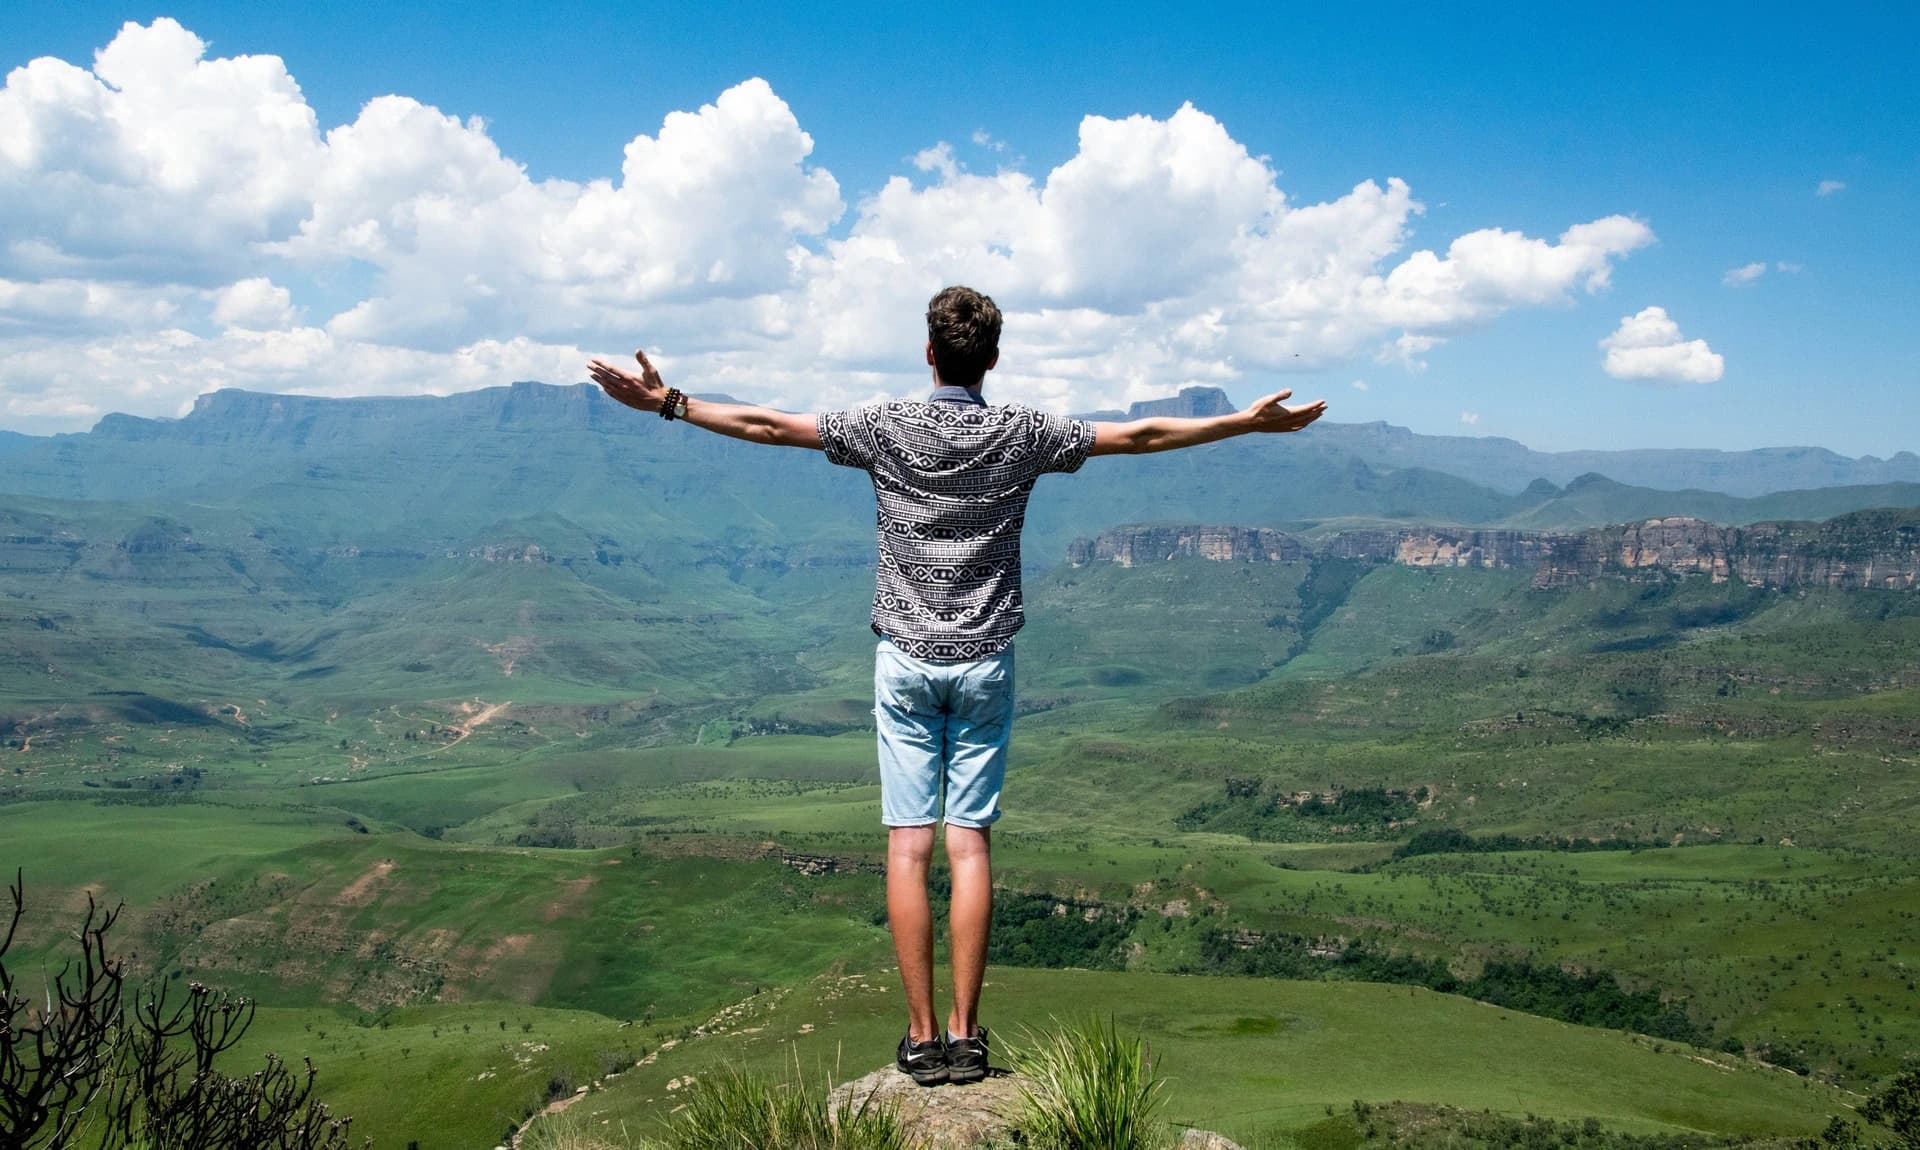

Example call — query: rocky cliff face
[1068,509,1920,590]
[1065,524,1307,567]
[1321,528,1558,570]
[1535,512,1920,590]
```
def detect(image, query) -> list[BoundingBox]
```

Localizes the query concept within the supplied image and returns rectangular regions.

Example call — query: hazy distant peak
[0,429,49,465]
[1122,386,1237,420]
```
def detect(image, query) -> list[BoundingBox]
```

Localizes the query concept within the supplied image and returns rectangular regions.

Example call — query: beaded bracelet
[659,387,684,421]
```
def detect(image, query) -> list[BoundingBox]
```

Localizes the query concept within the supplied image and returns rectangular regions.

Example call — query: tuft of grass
[642,1056,909,1150]
[519,1110,626,1150]
[1009,1016,1169,1150]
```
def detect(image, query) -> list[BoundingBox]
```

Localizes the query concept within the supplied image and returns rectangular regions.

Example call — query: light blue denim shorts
[874,637,1015,828]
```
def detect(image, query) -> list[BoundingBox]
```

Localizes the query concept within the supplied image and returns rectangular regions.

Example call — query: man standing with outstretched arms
[588,286,1325,1087]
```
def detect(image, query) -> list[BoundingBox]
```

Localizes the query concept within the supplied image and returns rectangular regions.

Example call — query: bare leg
[945,823,992,1038]
[888,824,939,1042]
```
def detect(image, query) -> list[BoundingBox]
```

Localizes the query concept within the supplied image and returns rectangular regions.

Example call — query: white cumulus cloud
[1599,306,1724,385]
[0,19,321,283]
[1816,179,1846,197]
[1722,262,1766,287]
[212,277,296,329]
[0,19,1661,431]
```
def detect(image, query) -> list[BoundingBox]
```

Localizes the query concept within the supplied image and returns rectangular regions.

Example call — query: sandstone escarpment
[1065,525,1307,567]
[1067,508,1920,590]
[1533,512,1920,589]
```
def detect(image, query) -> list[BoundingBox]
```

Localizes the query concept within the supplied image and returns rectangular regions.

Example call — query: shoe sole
[947,1064,986,1084]
[900,1064,949,1086]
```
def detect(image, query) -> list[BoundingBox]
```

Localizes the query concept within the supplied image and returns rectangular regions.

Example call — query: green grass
[227,1001,650,1149]
[550,967,1851,1147]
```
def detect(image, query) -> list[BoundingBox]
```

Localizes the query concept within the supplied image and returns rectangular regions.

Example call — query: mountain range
[2,383,1917,562]
[3,379,1914,719]
[1079,385,1920,495]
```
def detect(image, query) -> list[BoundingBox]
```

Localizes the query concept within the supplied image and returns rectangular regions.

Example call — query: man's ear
[926,342,936,367]
[986,350,999,372]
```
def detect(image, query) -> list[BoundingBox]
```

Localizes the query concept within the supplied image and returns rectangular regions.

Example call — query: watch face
[672,400,688,418]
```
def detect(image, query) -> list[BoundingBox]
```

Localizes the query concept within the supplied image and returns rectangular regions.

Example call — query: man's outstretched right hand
[1244,389,1327,434]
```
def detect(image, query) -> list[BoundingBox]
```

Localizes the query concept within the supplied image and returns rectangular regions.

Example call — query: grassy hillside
[537,967,1851,1147]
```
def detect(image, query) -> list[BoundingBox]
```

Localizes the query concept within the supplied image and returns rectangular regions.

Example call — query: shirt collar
[928,385,987,407]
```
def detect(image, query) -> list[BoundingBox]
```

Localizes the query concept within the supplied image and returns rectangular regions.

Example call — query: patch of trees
[1861,1069,1920,1150]
[1385,1105,1757,1150]
[513,824,579,849]
[95,767,206,793]
[1285,556,1371,659]
[986,891,1138,972]
[0,870,360,1148]
[1176,784,1421,841]
[1803,1069,1920,1150]
[1390,827,1670,860]
[1188,928,1710,1046]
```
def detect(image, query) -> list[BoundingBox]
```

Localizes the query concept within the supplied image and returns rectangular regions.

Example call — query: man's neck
[929,383,986,406]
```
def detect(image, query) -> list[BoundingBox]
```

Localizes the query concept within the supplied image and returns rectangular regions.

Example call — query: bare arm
[587,349,822,450]
[1089,388,1327,455]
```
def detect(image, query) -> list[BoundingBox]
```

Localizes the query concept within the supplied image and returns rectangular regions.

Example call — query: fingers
[586,359,642,407]
[1252,395,1328,432]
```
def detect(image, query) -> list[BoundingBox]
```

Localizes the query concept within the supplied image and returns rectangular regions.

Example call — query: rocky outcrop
[829,1068,1027,1150]
[1067,509,1920,591]
[1066,525,1307,568]
[826,1067,1243,1150]
[781,852,882,877]
[458,543,550,563]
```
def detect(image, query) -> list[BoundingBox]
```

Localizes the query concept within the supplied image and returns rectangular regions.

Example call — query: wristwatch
[659,387,688,421]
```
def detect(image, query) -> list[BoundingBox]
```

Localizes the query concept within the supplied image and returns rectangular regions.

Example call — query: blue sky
[1,1,1914,455]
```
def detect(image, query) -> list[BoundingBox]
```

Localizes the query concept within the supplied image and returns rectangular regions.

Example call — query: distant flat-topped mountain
[1075,385,1241,422]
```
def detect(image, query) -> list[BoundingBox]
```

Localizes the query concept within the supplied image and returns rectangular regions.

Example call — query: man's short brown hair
[926,286,1002,389]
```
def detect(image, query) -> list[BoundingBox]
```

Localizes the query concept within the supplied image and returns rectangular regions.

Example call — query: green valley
[2,384,1915,1147]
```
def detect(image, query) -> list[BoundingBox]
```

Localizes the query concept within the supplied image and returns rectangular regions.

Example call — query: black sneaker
[896,1032,948,1086]
[944,1026,989,1084]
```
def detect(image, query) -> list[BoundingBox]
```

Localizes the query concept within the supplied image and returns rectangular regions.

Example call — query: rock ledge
[827,1066,1243,1149]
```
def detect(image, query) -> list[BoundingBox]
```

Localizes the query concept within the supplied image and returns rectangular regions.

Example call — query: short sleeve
[817,406,881,471]
[1033,411,1096,476]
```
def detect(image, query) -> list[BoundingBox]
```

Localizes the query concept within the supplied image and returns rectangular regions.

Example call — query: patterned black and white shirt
[817,386,1096,662]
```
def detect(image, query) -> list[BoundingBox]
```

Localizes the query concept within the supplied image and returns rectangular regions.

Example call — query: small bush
[0,869,358,1149]
[1009,1016,1167,1150]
